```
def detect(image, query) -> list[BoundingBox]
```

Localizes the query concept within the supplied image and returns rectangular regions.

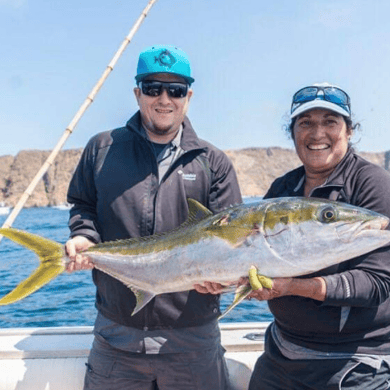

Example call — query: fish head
[259,197,390,276]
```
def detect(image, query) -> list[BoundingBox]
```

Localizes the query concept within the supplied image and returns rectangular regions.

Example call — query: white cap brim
[291,99,350,119]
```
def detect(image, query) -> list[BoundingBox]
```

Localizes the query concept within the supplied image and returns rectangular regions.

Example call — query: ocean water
[0,200,273,328]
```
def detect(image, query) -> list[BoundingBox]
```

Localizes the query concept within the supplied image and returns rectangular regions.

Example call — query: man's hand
[65,236,95,272]
[193,281,236,295]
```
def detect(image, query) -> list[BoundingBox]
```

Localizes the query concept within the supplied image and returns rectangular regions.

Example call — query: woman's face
[292,108,352,177]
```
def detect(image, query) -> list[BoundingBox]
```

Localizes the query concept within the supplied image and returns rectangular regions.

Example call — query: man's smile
[155,107,173,114]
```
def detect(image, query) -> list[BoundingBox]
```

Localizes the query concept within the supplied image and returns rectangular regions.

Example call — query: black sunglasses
[140,80,188,98]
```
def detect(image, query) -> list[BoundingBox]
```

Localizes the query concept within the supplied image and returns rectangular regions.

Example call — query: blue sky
[1,0,390,157]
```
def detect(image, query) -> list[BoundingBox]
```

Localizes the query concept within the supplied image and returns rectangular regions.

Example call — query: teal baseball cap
[135,45,194,85]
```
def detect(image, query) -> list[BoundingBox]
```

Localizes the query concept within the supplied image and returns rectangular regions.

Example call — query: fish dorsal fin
[185,198,213,225]
[92,199,213,250]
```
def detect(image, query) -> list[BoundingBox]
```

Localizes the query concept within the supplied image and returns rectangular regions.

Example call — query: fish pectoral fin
[131,288,156,315]
[218,267,274,320]
[249,266,273,290]
[218,284,252,320]
[205,225,254,246]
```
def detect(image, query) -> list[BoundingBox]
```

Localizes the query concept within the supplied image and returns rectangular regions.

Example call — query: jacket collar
[125,111,205,152]
[322,147,355,187]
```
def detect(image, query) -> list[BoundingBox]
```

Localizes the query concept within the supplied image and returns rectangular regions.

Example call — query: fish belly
[88,237,273,294]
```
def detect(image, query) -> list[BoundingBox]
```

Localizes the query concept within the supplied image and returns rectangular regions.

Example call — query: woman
[248,83,390,390]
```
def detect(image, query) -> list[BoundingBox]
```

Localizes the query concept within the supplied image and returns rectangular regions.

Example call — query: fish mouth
[336,216,389,242]
[367,216,389,230]
[357,215,389,232]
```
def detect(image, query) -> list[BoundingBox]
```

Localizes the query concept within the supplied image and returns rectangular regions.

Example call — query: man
[65,45,242,390]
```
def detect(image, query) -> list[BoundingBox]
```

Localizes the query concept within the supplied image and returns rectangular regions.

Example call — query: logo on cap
[154,49,176,68]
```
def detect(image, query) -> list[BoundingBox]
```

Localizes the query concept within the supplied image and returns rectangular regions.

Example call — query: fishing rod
[0,0,159,243]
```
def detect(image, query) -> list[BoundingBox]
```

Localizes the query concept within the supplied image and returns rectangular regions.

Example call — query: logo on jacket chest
[178,170,197,181]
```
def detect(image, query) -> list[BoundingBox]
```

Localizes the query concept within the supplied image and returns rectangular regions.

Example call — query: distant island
[0,147,389,208]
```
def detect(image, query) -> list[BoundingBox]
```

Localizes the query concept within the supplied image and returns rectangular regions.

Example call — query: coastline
[1,147,389,209]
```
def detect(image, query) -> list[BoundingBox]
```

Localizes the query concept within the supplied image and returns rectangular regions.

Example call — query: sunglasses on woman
[291,86,351,115]
[140,80,189,98]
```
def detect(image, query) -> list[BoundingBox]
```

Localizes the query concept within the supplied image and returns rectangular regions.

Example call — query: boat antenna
[0,0,159,243]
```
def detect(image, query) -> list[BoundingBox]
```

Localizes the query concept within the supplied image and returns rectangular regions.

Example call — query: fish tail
[0,228,65,305]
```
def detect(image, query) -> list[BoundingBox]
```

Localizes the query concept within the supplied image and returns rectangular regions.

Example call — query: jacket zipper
[151,148,202,234]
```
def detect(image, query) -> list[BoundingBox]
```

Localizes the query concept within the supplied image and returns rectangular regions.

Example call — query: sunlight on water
[0,200,272,328]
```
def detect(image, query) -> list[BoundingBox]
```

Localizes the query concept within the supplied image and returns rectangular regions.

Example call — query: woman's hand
[248,277,294,301]
[238,276,327,302]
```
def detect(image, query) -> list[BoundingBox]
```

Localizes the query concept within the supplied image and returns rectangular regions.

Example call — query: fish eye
[319,206,337,223]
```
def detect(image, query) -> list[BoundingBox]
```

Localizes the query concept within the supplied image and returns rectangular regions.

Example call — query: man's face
[134,73,193,143]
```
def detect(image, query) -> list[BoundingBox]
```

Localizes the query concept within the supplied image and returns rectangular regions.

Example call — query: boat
[51,203,72,211]
[0,321,268,390]
[0,202,10,216]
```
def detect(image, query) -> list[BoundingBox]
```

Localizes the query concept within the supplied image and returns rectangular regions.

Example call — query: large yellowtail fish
[1,197,390,317]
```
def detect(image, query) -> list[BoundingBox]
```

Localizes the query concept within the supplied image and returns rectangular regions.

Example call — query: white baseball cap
[291,82,351,119]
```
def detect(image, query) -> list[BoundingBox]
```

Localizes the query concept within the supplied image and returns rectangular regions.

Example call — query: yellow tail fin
[0,228,65,305]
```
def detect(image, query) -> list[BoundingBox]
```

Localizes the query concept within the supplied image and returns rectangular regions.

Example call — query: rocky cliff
[1,148,389,207]
[0,149,83,208]
[225,148,390,196]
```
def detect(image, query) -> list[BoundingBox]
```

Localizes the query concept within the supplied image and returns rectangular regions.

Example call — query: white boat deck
[0,322,268,390]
